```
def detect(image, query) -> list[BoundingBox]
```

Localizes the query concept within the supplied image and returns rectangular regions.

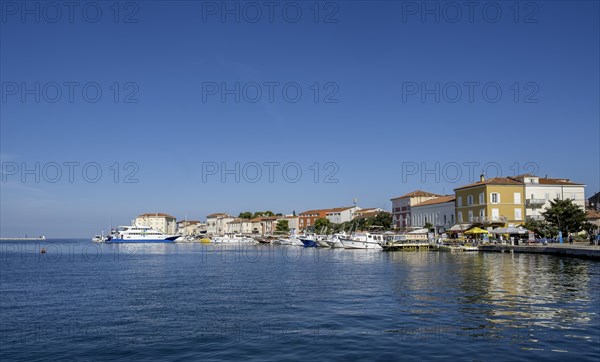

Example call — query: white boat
[212,234,257,244]
[315,235,331,248]
[325,234,345,248]
[91,235,105,243]
[106,224,179,243]
[340,232,384,249]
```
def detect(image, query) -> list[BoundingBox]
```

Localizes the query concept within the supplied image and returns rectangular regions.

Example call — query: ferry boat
[106,224,179,243]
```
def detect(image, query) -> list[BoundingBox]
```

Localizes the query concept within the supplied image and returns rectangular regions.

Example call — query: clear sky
[1,0,599,237]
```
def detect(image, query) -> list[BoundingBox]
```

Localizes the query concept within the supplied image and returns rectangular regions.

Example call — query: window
[468,210,473,222]
[490,193,500,204]
[515,208,522,221]
[467,195,473,205]
[479,209,485,218]
[479,193,484,204]
[457,197,463,207]
[514,192,521,204]
[458,212,463,222]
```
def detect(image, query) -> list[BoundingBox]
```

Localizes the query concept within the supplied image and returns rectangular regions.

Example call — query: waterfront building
[206,213,234,236]
[326,206,361,224]
[586,209,600,230]
[281,215,299,234]
[587,192,600,211]
[299,208,332,230]
[454,175,525,227]
[411,195,455,231]
[353,208,385,218]
[135,213,177,234]
[176,220,204,236]
[511,174,586,220]
[390,191,442,229]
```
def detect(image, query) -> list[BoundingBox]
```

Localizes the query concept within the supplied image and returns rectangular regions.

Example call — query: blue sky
[1,0,599,237]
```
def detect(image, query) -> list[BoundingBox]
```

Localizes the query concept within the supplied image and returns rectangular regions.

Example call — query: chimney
[480,173,485,182]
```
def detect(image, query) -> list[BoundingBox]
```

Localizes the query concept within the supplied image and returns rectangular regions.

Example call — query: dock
[478,243,600,260]
[382,242,432,251]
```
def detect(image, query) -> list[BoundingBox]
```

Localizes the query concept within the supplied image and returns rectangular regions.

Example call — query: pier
[478,243,600,260]
[382,242,432,251]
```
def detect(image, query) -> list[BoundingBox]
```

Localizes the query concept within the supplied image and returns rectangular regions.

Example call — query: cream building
[390,191,443,229]
[135,213,177,234]
[411,196,455,230]
[206,213,234,236]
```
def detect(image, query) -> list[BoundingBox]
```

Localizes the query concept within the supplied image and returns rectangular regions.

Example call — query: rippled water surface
[1,240,599,361]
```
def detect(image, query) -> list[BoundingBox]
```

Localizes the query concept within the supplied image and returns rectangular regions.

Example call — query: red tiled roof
[537,178,584,186]
[299,208,333,215]
[511,175,584,186]
[390,190,442,200]
[137,212,176,219]
[586,209,600,219]
[454,177,523,191]
[412,195,455,207]
[207,213,230,218]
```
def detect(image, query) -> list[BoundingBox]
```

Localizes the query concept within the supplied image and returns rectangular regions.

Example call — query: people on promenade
[568,233,573,245]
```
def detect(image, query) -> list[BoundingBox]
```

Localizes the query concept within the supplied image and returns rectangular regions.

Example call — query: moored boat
[340,232,383,250]
[106,224,178,243]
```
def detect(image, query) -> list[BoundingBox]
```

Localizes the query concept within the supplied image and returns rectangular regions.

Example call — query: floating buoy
[40,248,46,254]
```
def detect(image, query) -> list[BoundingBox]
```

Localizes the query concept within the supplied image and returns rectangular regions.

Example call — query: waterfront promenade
[479,242,600,260]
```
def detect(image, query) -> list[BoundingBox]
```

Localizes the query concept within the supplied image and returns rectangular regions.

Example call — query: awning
[449,224,472,232]
[464,227,488,234]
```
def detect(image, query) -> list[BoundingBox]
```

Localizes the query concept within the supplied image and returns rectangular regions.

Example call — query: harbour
[1,239,598,361]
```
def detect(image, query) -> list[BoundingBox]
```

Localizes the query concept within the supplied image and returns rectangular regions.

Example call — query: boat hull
[300,238,318,247]
[106,238,178,243]
[340,238,382,250]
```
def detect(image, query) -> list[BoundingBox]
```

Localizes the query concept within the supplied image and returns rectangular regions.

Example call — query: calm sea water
[1,239,599,361]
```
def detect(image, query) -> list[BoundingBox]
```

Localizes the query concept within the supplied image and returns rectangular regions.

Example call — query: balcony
[471,216,507,224]
[526,215,544,221]
[526,198,546,208]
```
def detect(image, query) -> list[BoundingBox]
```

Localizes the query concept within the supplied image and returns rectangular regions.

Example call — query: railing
[471,216,507,224]
[526,198,547,207]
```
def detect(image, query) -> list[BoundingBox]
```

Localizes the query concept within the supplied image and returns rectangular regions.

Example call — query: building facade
[454,176,525,227]
[512,175,586,220]
[206,213,234,236]
[298,209,331,230]
[390,191,442,229]
[176,220,204,236]
[588,192,600,211]
[325,206,360,224]
[135,213,177,234]
[411,196,455,230]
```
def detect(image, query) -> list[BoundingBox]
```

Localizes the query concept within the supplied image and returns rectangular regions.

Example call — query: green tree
[276,220,289,233]
[239,212,253,219]
[253,211,275,218]
[314,218,330,234]
[541,198,587,235]
[370,212,392,230]
[523,218,555,237]
[424,222,434,231]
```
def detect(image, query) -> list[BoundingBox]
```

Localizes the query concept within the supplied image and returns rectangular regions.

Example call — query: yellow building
[454,176,525,227]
